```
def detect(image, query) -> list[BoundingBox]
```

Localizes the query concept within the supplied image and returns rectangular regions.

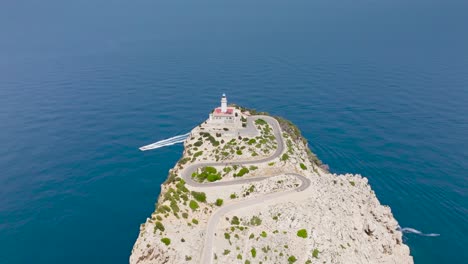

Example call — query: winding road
[180,115,311,264]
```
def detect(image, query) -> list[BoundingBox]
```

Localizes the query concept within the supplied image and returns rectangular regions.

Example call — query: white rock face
[130,112,412,264]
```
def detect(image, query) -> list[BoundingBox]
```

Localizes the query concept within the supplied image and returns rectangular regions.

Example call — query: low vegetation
[288,255,297,263]
[154,221,165,232]
[234,167,249,177]
[191,191,207,202]
[250,216,262,226]
[297,229,308,238]
[300,163,307,170]
[312,249,320,258]
[189,200,199,211]
[192,166,222,182]
[161,237,171,246]
[251,248,257,258]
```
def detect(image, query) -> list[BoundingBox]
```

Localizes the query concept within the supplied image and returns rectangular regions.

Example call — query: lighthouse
[208,94,238,124]
[221,93,228,113]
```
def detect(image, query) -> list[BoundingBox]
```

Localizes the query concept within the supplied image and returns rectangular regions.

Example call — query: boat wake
[398,226,440,237]
[139,133,190,151]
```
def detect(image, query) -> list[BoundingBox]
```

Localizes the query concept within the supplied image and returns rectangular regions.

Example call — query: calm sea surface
[1,0,467,263]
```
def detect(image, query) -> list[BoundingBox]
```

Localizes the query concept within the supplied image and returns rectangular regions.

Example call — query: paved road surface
[179,115,311,264]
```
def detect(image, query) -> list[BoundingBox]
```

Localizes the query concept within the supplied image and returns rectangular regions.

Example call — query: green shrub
[237,254,242,259]
[249,233,254,239]
[260,231,267,237]
[191,191,206,202]
[247,138,256,145]
[193,151,203,158]
[312,249,319,258]
[349,181,355,186]
[179,157,191,165]
[300,163,307,170]
[236,150,243,155]
[182,212,188,219]
[192,219,199,224]
[230,193,237,199]
[296,229,307,238]
[249,165,258,170]
[250,216,262,226]
[207,173,222,182]
[224,233,230,240]
[288,255,297,263]
[281,153,289,161]
[194,141,203,147]
[255,119,267,125]
[154,221,165,232]
[170,200,180,213]
[189,200,199,211]
[161,237,171,246]
[215,198,223,206]
[251,248,257,258]
[235,167,249,177]
[231,216,240,225]
[223,249,230,255]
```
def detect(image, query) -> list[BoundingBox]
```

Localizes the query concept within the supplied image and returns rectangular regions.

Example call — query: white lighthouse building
[220,93,228,113]
[208,94,238,124]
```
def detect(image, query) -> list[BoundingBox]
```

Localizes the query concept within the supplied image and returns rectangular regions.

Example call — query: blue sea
[1,0,467,263]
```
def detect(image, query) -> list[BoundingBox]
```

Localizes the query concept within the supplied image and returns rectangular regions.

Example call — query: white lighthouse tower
[221,93,228,113]
[208,93,238,124]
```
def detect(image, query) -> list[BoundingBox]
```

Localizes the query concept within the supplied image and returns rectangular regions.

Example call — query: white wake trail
[398,226,440,237]
[139,133,190,151]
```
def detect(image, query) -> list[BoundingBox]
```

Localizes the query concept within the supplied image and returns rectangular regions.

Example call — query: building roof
[213,107,234,116]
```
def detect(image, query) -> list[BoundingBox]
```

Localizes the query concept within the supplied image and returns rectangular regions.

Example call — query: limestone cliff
[130,107,412,264]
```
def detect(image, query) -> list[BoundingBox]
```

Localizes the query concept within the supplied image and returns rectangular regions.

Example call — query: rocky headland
[130,104,413,264]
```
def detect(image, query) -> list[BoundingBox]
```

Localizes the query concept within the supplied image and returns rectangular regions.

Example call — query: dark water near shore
[1,0,467,263]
